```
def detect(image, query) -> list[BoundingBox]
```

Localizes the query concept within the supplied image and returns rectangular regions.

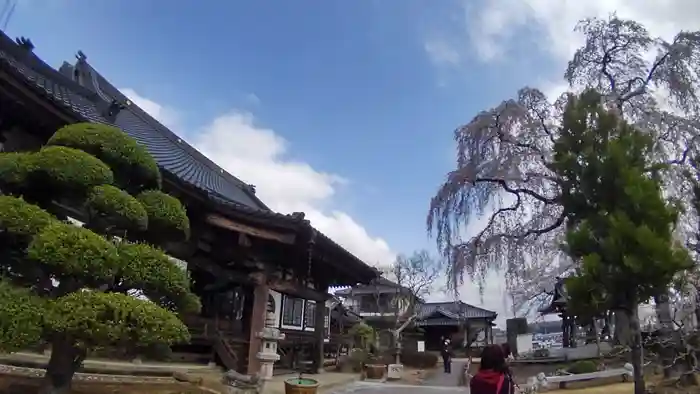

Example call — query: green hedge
[0,152,35,192]
[27,222,118,283]
[567,360,598,374]
[33,146,114,195]
[0,280,46,353]
[400,350,439,369]
[115,242,200,314]
[0,196,55,237]
[48,123,161,192]
[136,190,190,241]
[48,291,190,347]
[85,185,148,232]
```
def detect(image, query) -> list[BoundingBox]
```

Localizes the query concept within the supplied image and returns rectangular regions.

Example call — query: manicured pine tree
[0,123,201,394]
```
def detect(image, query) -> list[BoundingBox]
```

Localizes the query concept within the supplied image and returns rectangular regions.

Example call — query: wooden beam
[205,213,296,244]
[269,279,328,302]
[189,255,253,287]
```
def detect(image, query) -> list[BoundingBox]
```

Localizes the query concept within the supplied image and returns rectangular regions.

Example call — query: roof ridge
[0,32,98,100]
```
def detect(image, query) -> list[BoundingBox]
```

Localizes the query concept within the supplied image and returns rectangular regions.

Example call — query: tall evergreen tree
[554,91,692,394]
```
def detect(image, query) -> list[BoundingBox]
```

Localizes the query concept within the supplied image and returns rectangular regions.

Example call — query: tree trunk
[592,319,602,358]
[570,319,577,348]
[601,311,611,339]
[38,337,86,394]
[654,292,678,378]
[694,286,700,330]
[393,331,400,364]
[629,305,646,394]
[614,309,632,347]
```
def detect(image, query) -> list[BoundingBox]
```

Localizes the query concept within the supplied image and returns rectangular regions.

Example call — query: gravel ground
[331,382,467,394]
[0,364,176,384]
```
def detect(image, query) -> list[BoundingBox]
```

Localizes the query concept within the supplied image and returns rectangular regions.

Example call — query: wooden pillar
[247,273,269,374]
[314,289,328,373]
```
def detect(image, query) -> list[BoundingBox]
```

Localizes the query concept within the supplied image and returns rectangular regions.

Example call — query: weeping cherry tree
[427,16,700,316]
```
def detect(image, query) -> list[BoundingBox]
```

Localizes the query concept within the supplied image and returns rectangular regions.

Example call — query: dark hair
[501,343,511,358]
[480,344,507,373]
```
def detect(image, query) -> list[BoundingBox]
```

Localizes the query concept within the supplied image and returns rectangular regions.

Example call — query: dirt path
[546,382,633,394]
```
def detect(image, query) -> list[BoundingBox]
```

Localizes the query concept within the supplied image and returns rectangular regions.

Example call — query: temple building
[0,30,380,377]
[336,279,497,352]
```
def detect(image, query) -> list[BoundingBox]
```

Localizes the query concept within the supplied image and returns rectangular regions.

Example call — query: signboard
[417,341,425,352]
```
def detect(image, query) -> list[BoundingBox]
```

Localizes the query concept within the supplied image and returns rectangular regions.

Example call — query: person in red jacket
[470,344,515,394]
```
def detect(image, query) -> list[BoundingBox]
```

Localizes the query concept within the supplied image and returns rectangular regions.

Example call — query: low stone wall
[547,343,612,360]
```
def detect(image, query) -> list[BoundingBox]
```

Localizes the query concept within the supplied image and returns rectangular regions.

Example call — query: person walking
[470,344,515,394]
[440,336,452,373]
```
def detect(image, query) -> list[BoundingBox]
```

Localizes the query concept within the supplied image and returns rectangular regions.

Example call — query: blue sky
[9,0,543,256]
[10,0,683,323]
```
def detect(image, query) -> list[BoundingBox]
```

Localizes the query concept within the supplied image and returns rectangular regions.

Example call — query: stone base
[224,386,262,394]
[387,364,403,380]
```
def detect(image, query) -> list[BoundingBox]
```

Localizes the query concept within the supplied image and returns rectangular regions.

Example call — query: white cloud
[121,88,181,131]
[424,39,462,67]
[464,0,700,64]
[121,89,396,268]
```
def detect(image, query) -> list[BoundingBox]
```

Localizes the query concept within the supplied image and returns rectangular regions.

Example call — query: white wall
[516,334,533,355]
[268,290,282,327]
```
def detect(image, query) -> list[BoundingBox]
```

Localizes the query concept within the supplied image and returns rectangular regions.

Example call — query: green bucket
[285,378,319,386]
[284,377,320,394]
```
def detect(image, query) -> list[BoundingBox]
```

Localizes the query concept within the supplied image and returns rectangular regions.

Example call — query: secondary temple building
[335,279,498,352]
[0,31,380,377]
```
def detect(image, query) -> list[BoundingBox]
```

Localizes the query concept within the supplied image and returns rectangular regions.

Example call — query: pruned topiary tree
[0,122,201,394]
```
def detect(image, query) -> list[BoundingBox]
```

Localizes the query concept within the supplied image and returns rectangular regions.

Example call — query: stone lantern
[256,294,284,380]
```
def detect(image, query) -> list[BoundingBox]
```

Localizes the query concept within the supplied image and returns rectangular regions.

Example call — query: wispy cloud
[423,39,461,67]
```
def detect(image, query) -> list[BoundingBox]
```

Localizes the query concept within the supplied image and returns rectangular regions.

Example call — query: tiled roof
[0,31,380,284]
[0,49,105,123]
[78,60,269,210]
[0,33,263,208]
[417,301,497,321]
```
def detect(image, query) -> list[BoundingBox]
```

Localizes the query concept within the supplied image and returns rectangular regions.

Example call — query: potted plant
[284,372,320,394]
[284,341,319,394]
[349,323,386,380]
[363,352,387,380]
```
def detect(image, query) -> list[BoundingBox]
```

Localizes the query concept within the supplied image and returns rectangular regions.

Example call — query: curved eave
[312,229,381,285]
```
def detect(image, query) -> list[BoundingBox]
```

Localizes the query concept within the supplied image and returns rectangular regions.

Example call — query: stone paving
[420,359,465,387]
[328,381,467,394]
[324,360,468,394]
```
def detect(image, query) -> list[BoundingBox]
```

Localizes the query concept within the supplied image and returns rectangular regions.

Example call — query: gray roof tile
[417,301,497,320]
[0,32,266,210]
